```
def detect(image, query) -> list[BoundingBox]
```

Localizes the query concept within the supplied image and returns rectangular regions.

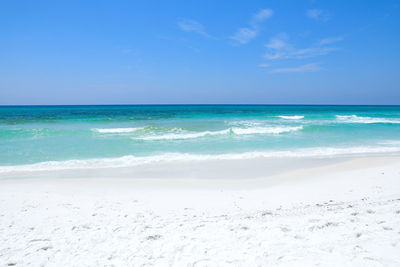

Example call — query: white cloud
[177,19,210,38]
[264,35,291,59]
[292,47,338,58]
[306,9,332,22]
[230,8,273,45]
[270,63,322,73]
[250,9,274,26]
[319,36,343,45]
[266,39,287,49]
[230,28,257,44]
[265,33,289,49]
[264,34,339,60]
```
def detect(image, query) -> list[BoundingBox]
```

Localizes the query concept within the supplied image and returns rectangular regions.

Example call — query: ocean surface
[1,105,400,173]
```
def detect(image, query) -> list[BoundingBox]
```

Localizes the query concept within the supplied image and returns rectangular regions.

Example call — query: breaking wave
[336,115,400,124]
[1,145,400,174]
[278,115,304,120]
[92,127,144,133]
[134,126,303,141]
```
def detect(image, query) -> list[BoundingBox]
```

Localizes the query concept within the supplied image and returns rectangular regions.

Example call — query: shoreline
[1,154,397,181]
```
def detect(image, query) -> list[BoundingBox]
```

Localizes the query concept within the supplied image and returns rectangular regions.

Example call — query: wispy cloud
[177,19,211,38]
[264,33,289,54]
[269,63,322,73]
[291,47,338,58]
[230,8,273,45]
[230,28,258,44]
[306,9,332,22]
[250,9,274,27]
[264,33,339,60]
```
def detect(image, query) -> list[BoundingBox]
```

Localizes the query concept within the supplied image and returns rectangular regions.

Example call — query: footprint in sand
[147,234,162,240]
[262,211,273,216]
[280,227,291,232]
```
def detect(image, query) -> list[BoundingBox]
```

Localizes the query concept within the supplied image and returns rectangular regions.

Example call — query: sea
[1,105,400,174]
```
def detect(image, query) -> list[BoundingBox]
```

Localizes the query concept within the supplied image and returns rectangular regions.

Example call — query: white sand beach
[1,156,400,266]
[2,0,400,265]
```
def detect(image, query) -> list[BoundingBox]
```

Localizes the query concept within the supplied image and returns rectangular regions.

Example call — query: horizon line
[1,104,400,107]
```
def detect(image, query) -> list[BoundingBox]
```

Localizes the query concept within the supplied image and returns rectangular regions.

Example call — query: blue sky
[1,0,399,105]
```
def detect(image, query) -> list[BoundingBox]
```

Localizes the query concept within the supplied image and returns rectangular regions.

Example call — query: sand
[0,156,400,266]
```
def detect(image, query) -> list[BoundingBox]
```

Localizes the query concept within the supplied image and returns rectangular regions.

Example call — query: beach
[2,0,400,265]
[1,156,400,266]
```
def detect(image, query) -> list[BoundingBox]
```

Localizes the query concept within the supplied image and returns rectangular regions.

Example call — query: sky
[1,0,400,105]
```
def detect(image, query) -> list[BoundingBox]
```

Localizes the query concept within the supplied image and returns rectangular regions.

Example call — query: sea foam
[93,127,143,133]
[134,126,303,141]
[231,126,302,135]
[1,146,400,174]
[278,115,304,120]
[336,115,400,124]
[137,129,230,141]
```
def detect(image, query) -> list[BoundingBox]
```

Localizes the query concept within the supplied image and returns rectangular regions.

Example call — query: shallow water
[1,105,400,173]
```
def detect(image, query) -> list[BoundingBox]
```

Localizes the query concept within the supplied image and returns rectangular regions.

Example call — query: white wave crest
[226,120,263,126]
[278,115,304,120]
[231,126,302,135]
[1,146,400,174]
[93,127,143,133]
[336,115,400,124]
[135,126,302,141]
[138,129,230,141]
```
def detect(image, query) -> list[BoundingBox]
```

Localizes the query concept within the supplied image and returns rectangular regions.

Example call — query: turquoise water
[1,105,400,172]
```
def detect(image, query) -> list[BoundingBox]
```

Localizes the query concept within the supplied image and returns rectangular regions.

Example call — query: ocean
[1,105,400,174]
